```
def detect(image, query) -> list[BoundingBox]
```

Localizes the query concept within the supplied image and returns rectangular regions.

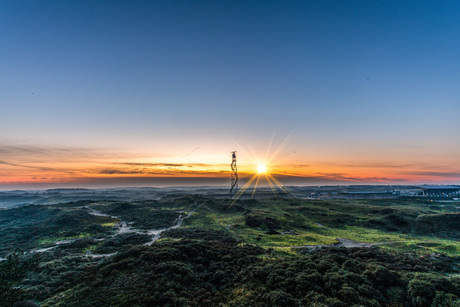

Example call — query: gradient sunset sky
[1,1,460,189]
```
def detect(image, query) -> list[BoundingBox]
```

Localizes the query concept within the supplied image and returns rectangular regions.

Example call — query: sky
[1,0,460,189]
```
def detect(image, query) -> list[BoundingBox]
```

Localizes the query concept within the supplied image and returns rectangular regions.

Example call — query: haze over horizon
[1,1,460,190]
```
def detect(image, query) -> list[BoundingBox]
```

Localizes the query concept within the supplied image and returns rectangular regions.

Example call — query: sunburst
[230,133,294,204]
[257,164,267,174]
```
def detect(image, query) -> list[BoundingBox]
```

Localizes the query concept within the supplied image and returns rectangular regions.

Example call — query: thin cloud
[342,164,414,168]
[0,141,144,161]
[114,162,227,168]
[403,171,460,178]
[117,162,186,167]
[289,164,311,168]
[314,172,409,183]
[0,143,93,156]
[117,162,187,167]
[99,169,147,175]
[318,162,415,169]
[0,160,57,171]
[98,167,227,176]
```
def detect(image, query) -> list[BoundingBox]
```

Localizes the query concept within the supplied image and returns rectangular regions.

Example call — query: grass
[84,244,98,254]
[182,197,460,256]
[380,239,460,256]
[38,233,91,246]
[6,195,457,258]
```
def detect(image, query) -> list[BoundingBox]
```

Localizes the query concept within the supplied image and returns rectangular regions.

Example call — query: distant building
[412,185,460,197]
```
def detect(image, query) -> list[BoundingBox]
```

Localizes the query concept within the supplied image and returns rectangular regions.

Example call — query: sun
[257,164,267,174]
[229,133,294,203]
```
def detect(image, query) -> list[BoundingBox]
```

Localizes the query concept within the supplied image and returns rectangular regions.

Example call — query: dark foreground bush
[0,252,40,307]
[32,241,459,307]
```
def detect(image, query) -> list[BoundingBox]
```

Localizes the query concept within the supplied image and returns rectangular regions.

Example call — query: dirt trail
[144,202,204,245]
[287,238,376,250]
[29,202,203,258]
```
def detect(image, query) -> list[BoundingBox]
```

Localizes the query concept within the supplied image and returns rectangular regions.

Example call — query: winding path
[29,202,203,258]
[288,238,376,250]
[144,202,204,245]
[84,202,203,257]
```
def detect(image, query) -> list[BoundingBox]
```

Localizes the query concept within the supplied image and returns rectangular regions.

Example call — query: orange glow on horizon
[1,137,459,188]
[1,156,460,185]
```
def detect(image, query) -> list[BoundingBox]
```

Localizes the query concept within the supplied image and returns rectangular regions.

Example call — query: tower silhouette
[230,151,238,197]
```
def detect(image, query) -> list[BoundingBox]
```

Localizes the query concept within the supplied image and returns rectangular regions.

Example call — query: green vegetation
[0,202,117,255]
[181,198,460,256]
[0,195,459,306]
[26,238,460,306]
[0,252,40,307]
[90,200,183,231]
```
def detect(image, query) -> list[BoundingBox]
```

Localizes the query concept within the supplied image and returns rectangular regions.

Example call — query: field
[181,197,460,255]
[1,194,459,306]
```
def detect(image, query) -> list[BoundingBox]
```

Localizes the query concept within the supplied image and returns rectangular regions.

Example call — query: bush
[408,278,436,306]
[0,252,40,306]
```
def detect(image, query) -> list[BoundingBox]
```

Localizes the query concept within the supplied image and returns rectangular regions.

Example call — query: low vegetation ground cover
[0,195,459,306]
[181,197,460,256]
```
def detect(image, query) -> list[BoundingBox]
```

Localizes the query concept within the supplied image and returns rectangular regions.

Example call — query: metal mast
[230,151,238,197]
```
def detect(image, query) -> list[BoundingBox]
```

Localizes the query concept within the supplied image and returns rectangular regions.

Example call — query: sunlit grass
[83,244,98,254]
[379,239,460,256]
[180,198,460,257]
[38,233,91,246]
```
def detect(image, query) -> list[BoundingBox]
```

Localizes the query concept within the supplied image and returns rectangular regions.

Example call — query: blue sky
[1,1,460,188]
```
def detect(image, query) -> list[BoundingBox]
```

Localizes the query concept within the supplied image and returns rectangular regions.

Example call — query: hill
[0,195,459,306]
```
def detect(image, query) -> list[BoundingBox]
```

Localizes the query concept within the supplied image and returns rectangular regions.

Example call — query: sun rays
[230,133,294,204]
[257,164,267,174]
